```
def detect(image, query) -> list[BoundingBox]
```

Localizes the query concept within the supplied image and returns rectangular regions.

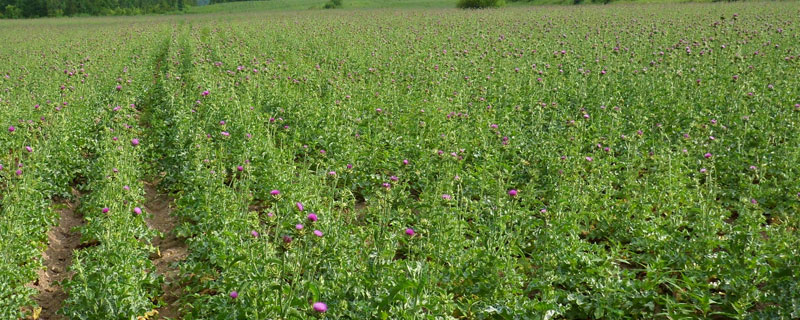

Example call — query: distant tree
[457,0,505,9]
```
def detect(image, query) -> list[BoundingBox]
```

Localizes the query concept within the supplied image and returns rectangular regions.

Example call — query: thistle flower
[313,230,323,237]
[133,207,142,215]
[403,159,409,165]
[251,230,259,238]
[25,146,32,153]
[102,207,110,213]
[296,224,304,230]
[131,138,139,146]
[442,194,451,200]
[8,126,15,132]
[296,202,304,211]
[508,189,518,197]
[230,291,238,299]
[704,153,712,159]
[270,189,280,196]
[237,165,244,172]
[307,213,318,222]
[312,302,328,313]
[405,228,415,236]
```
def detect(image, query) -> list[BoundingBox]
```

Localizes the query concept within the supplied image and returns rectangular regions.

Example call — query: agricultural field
[1,2,799,319]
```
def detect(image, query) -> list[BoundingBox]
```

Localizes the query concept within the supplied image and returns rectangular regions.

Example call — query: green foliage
[324,0,343,9]
[1,2,800,319]
[457,0,505,8]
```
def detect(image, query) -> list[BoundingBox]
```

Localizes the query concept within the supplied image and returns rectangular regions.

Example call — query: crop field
[1,2,799,319]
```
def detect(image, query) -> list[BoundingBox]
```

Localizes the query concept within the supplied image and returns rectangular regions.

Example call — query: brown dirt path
[143,182,187,319]
[28,188,83,320]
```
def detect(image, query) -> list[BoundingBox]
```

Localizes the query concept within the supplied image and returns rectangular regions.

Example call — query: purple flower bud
[328,171,336,176]
[230,291,238,299]
[133,207,142,215]
[402,159,409,165]
[307,213,318,222]
[508,189,518,197]
[405,228,415,236]
[347,163,353,169]
[313,230,323,237]
[296,202,304,211]
[25,146,32,153]
[131,138,139,146]
[15,169,22,176]
[8,126,15,132]
[270,190,280,196]
[442,194,451,200]
[237,165,244,172]
[312,302,328,313]
[296,224,304,230]
[102,207,110,213]
[283,235,293,243]
[251,230,259,238]
[704,153,712,159]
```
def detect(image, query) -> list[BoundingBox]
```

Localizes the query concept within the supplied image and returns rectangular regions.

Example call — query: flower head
[133,207,142,215]
[230,291,238,299]
[307,213,318,222]
[296,202,304,211]
[312,302,328,313]
[270,189,280,196]
[508,189,518,197]
[131,138,140,146]
[313,230,323,237]
[405,228,415,236]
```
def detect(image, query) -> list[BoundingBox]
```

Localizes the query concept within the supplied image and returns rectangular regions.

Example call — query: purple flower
[307,213,318,222]
[296,224,304,230]
[405,228,415,236]
[237,165,244,172]
[312,302,328,313]
[219,120,226,125]
[313,230,323,237]
[221,131,230,136]
[585,156,593,162]
[271,189,280,196]
[283,235,293,243]
[123,185,130,191]
[704,153,712,159]
[15,169,22,176]
[700,168,707,173]
[390,175,398,182]
[442,194,451,200]
[402,159,409,165]
[8,126,15,132]
[296,202,304,211]
[508,189,518,197]
[346,163,353,169]
[102,207,110,214]
[230,291,238,299]
[133,207,142,215]
[251,230,259,238]
[25,146,32,153]
[382,182,391,189]
[115,85,122,91]
[201,90,209,96]
[749,165,757,170]
[750,198,758,204]
[328,171,336,176]
[131,138,139,146]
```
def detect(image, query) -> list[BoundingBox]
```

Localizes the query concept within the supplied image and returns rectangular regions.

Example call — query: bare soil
[143,182,187,319]
[28,188,83,320]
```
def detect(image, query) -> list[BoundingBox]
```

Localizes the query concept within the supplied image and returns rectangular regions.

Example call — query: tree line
[0,0,254,18]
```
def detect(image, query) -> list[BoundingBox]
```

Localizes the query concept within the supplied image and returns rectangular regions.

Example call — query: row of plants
[59,28,173,319]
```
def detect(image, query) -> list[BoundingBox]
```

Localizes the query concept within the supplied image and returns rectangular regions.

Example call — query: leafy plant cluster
[1,2,799,319]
